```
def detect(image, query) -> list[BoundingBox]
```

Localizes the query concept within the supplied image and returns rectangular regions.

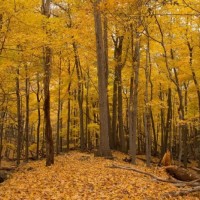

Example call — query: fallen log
[0,166,16,171]
[108,164,200,197]
[165,166,200,182]
[108,164,183,183]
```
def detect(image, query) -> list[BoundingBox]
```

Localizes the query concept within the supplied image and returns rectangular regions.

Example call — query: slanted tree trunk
[41,0,54,166]
[93,0,112,157]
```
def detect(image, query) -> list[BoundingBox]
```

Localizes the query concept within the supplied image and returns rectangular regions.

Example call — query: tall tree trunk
[112,35,125,152]
[129,28,140,164]
[67,60,71,151]
[111,71,118,149]
[85,67,91,149]
[144,43,151,167]
[56,56,62,155]
[187,43,200,167]
[36,73,41,160]
[42,0,54,166]
[93,0,112,157]
[0,106,6,167]
[164,88,172,153]
[25,65,30,162]
[16,68,22,166]
[103,15,112,151]
[73,42,85,150]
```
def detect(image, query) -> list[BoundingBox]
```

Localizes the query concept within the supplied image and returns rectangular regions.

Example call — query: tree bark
[41,0,54,166]
[25,65,30,162]
[36,73,41,160]
[16,68,22,166]
[73,42,85,150]
[93,0,112,157]
[129,27,140,164]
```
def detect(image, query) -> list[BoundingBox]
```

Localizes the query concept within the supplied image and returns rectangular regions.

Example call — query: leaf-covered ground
[0,151,199,200]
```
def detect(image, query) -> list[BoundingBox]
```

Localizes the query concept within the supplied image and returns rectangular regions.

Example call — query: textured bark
[112,35,125,152]
[42,0,54,166]
[73,42,85,150]
[129,31,140,164]
[187,42,200,167]
[93,0,112,157]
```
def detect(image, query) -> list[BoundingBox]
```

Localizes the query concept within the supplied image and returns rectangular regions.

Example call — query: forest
[0,0,200,199]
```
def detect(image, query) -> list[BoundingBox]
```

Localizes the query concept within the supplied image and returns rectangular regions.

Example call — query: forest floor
[0,151,200,200]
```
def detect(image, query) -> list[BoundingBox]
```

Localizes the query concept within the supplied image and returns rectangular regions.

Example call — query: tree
[93,0,112,157]
[41,0,54,166]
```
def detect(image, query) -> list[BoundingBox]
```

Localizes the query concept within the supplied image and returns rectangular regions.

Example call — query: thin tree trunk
[0,107,6,167]
[67,60,71,151]
[144,44,151,167]
[36,73,41,160]
[165,88,172,153]
[56,58,62,155]
[25,65,30,162]
[16,68,22,166]
[73,42,85,150]
[112,71,118,149]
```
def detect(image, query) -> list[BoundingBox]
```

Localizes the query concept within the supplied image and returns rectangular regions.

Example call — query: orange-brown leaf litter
[0,151,199,200]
